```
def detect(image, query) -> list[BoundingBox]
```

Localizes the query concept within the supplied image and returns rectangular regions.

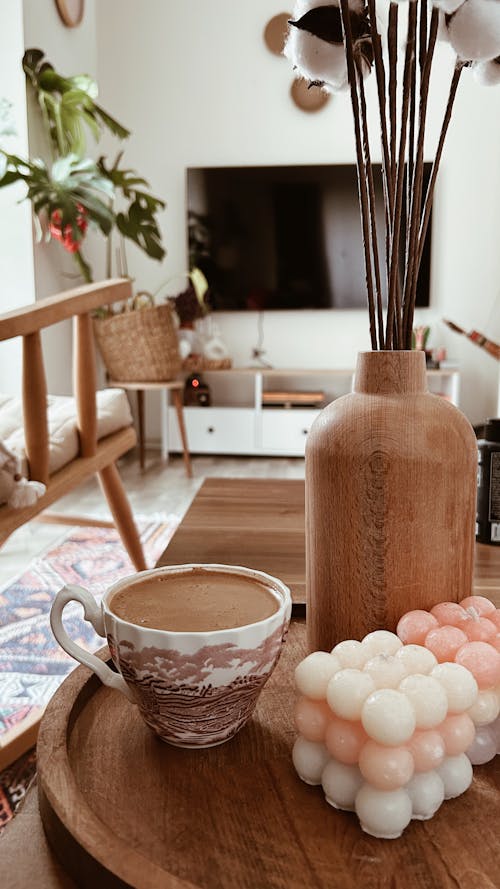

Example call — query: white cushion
[0,389,133,476]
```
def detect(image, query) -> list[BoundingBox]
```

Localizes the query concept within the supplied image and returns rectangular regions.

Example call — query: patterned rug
[0,515,178,829]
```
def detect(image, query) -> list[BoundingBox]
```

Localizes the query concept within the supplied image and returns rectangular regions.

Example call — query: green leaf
[92,104,130,140]
[70,75,98,100]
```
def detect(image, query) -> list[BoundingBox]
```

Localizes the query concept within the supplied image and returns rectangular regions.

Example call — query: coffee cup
[50,563,292,748]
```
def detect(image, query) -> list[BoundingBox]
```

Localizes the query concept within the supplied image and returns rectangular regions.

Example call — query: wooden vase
[305,350,478,652]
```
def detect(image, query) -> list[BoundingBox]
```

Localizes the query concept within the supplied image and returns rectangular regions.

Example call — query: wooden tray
[37,620,500,889]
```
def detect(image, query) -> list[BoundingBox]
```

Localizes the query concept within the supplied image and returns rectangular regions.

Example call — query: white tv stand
[166,366,460,458]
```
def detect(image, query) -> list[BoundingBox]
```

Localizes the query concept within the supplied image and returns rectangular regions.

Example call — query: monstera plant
[0,49,165,282]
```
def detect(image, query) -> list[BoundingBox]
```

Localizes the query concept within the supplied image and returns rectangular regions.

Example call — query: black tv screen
[187,164,432,312]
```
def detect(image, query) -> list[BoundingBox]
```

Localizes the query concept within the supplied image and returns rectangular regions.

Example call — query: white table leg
[160,389,170,463]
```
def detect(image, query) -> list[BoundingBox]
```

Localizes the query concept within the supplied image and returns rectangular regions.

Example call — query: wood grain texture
[36,619,500,889]
[137,390,146,470]
[98,463,147,571]
[0,280,145,591]
[306,351,478,651]
[74,313,97,458]
[0,427,136,544]
[22,331,50,485]
[172,387,192,478]
[0,279,131,341]
[157,478,306,603]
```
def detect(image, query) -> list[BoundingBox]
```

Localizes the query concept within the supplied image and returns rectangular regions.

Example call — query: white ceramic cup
[50,563,292,748]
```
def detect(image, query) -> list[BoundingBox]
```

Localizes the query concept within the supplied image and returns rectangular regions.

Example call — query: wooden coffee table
[157,476,500,607]
[3,477,500,888]
[157,477,306,605]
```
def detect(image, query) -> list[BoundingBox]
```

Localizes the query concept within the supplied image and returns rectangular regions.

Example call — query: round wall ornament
[264,13,291,55]
[55,0,85,28]
[291,78,330,113]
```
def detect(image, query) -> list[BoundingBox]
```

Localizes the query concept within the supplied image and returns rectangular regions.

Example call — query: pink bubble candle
[292,629,476,839]
[397,595,500,765]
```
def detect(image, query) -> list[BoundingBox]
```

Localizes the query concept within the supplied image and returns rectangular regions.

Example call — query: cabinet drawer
[260,409,321,455]
[169,407,256,454]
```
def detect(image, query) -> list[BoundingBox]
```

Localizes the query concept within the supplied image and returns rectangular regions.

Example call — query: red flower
[49,204,88,253]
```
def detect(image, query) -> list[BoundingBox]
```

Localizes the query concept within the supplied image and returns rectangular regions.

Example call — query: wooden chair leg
[172,388,193,478]
[137,389,146,471]
[98,463,147,571]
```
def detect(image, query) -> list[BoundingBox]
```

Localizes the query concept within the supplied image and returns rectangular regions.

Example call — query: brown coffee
[110,567,280,632]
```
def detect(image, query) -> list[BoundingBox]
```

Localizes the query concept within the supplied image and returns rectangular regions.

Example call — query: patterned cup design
[51,564,292,748]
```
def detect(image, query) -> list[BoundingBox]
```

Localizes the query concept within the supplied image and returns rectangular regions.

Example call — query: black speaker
[184,373,211,406]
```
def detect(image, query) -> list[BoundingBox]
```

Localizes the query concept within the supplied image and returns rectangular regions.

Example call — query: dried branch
[385,2,418,349]
[358,69,384,349]
[339,0,377,349]
[417,62,464,271]
[367,0,393,338]
[402,7,439,347]
[388,5,399,198]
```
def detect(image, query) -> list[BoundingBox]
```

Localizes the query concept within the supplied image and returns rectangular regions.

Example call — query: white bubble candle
[397,595,500,765]
[292,630,477,839]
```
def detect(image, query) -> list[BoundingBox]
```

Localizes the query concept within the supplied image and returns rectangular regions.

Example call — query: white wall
[0,0,35,394]
[12,1,499,422]
[22,0,101,393]
[94,0,500,428]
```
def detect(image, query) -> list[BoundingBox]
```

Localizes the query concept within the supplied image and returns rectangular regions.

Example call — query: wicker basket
[93,300,182,383]
[182,356,233,373]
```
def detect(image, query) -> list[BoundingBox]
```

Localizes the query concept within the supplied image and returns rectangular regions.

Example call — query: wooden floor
[0,449,305,586]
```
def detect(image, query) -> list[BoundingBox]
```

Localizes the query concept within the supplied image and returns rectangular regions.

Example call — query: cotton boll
[432,0,465,13]
[292,0,364,14]
[447,0,500,61]
[437,10,452,43]
[284,25,348,90]
[473,58,500,86]
[285,0,372,91]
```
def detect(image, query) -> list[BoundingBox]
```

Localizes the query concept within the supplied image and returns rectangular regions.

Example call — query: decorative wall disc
[264,13,291,55]
[290,78,331,113]
[55,0,85,28]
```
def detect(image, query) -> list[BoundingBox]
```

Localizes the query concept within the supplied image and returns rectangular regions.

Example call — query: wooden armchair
[0,278,146,570]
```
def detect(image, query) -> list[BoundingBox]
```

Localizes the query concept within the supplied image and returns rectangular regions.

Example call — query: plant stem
[417,61,464,271]
[74,249,93,283]
[358,69,384,349]
[388,5,399,198]
[368,0,393,333]
[402,7,439,347]
[340,0,377,350]
[385,2,417,349]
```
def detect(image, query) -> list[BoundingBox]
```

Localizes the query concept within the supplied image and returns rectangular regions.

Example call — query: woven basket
[94,300,182,383]
[182,356,233,373]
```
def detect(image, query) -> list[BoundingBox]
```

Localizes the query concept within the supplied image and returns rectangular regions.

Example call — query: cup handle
[50,584,135,703]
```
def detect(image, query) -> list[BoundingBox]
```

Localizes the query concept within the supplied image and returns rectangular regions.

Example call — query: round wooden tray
[37,620,500,889]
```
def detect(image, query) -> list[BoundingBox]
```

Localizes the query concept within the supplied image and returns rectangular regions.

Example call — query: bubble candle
[397,595,500,765]
[292,630,476,839]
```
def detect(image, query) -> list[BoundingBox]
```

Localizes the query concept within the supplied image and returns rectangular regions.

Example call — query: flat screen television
[187,164,432,312]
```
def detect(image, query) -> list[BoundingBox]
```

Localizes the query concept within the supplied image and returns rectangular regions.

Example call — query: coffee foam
[110,567,280,632]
